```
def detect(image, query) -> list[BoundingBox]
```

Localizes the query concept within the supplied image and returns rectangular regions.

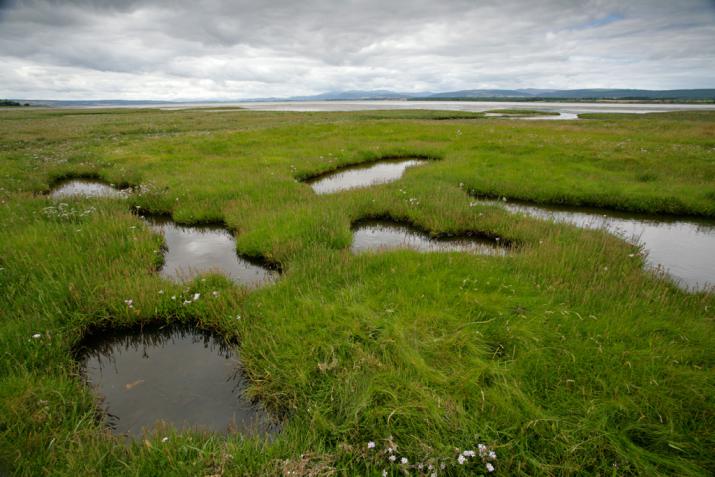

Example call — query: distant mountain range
[288,88,715,101]
[10,88,715,106]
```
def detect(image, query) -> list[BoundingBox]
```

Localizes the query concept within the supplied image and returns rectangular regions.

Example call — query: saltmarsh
[0,108,713,476]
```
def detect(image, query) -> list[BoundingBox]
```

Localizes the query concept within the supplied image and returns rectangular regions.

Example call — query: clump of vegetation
[0,99,29,107]
[0,108,713,475]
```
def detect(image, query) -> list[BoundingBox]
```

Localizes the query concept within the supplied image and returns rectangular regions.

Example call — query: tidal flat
[1,107,714,476]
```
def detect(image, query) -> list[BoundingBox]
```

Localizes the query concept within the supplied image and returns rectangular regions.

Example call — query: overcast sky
[1,0,714,100]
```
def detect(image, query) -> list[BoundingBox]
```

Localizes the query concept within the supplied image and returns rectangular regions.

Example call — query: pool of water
[49,179,127,199]
[145,217,277,286]
[351,220,506,255]
[76,326,275,437]
[495,201,715,291]
[306,158,428,194]
[484,112,578,120]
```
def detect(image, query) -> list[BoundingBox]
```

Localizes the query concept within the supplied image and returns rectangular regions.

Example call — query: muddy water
[352,220,506,255]
[77,327,275,437]
[306,158,427,194]
[145,217,277,286]
[50,179,127,198]
[498,201,715,291]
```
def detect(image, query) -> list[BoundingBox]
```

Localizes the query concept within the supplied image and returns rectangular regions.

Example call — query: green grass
[0,108,714,476]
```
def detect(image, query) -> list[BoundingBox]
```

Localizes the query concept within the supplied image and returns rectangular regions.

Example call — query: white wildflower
[212,291,219,297]
[192,293,200,301]
[381,471,387,477]
[400,457,408,465]
[32,333,41,339]
[388,455,396,462]
[158,290,164,295]
[486,462,495,473]
[367,441,375,449]
[488,450,497,460]
[161,437,169,443]
[457,455,466,465]
[124,299,133,308]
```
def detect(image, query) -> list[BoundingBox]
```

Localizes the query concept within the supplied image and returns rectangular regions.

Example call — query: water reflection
[50,179,126,199]
[306,158,428,194]
[145,217,277,286]
[352,220,506,255]
[77,326,276,437]
[495,201,715,291]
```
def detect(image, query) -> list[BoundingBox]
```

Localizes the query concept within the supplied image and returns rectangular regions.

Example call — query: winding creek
[76,327,275,438]
[490,200,715,291]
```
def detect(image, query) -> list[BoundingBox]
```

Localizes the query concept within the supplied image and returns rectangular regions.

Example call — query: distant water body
[157,100,715,116]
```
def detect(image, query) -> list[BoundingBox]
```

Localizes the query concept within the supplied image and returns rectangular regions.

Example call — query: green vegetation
[0,100,28,107]
[0,107,714,476]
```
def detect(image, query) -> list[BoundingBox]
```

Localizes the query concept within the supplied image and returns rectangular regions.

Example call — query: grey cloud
[0,0,714,99]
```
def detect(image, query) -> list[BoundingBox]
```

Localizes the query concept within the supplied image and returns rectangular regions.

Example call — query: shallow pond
[497,201,715,291]
[484,112,579,120]
[145,217,277,286]
[49,179,127,199]
[77,327,275,437]
[306,158,428,194]
[352,220,506,255]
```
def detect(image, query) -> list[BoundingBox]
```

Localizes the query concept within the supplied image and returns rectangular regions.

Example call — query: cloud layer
[1,0,714,99]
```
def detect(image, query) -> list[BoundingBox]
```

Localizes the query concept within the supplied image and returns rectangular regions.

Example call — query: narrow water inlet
[76,326,276,438]
[352,220,506,255]
[49,179,128,198]
[305,158,429,194]
[144,216,278,286]
[486,199,715,291]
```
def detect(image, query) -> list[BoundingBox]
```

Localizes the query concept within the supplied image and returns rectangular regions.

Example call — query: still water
[77,327,275,437]
[352,220,506,255]
[145,217,277,286]
[498,201,715,291]
[306,158,427,194]
[50,179,126,199]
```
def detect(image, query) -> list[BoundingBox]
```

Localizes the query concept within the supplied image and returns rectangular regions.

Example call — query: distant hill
[290,88,715,101]
[427,89,533,98]
[287,90,427,101]
[9,89,715,107]
[420,89,715,101]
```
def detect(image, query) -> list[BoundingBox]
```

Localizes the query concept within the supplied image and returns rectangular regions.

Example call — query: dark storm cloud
[1,0,714,99]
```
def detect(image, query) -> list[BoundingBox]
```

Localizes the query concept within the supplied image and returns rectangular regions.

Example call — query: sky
[1,0,714,100]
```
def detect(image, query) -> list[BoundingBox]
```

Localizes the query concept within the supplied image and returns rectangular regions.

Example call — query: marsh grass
[0,108,713,475]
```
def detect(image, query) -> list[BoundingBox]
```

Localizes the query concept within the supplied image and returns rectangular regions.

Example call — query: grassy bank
[0,108,714,476]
